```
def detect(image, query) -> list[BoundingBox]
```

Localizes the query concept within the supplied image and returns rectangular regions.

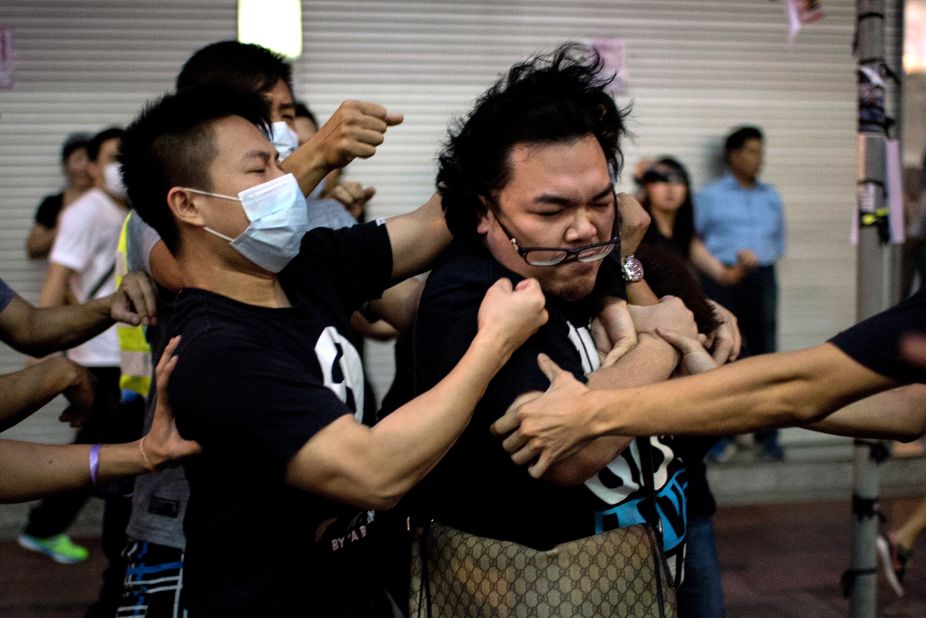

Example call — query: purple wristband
[89,443,103,485]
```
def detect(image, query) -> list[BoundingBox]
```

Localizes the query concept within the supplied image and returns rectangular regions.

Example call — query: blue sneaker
[17,533,89,564]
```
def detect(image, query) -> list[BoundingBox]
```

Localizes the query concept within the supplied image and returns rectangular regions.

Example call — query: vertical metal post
[848,1,900,615]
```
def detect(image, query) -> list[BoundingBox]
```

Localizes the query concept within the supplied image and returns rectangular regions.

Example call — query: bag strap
[637,437,675,618]
[85,261,116,302]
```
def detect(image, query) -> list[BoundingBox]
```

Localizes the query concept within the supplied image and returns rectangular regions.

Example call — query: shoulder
[427,244,515,292]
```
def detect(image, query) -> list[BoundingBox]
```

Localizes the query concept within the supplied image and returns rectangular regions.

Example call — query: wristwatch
[621,255,645,283]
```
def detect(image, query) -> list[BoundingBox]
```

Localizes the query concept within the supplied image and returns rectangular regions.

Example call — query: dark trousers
[702,265,779,445]
[23,366,144,618]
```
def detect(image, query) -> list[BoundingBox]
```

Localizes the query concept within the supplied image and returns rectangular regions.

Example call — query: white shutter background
[0,1,899,450]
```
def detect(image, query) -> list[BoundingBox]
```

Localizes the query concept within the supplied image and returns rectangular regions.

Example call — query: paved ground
[0,497,924,617]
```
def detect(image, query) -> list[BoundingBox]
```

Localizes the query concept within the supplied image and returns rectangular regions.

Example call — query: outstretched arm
[0,336,200,502]
[384,191,454,280]
[493,343,898,478]
[0,357,94,431]
[282,100,403,196]
[0,271,159,358]
[285,278,548,510]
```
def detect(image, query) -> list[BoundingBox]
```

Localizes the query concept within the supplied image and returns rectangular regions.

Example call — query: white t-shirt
[49,188,126,367]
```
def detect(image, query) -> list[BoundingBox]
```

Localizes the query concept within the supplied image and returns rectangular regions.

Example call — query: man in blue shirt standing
[695,125,786,460]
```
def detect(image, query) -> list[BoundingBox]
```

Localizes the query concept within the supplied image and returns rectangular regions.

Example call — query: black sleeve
[415,256,587,419]
[34,194,64,228]
[828,288,926,384]
[285,220,394,311]
[169,330,352,479]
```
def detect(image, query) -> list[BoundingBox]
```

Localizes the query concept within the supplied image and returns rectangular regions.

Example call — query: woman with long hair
[639,156,757,285]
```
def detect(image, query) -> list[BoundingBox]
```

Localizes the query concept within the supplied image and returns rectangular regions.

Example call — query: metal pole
[847,1,901,615]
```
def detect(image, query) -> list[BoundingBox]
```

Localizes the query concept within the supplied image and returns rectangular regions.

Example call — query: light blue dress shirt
[694,174,785,266]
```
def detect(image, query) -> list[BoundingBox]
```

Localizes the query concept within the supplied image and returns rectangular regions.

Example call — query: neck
[731,171,756,189]
[177,236,290,308]
[650,207,676,238]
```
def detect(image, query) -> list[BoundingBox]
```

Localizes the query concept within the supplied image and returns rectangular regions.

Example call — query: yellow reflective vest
[116,212,152,397]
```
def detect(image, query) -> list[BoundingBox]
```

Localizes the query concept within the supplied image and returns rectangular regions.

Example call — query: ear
[476,203,493,235]
[167,187,206,227]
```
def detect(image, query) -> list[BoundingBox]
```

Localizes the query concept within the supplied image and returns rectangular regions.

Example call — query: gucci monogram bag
[409,521,676,618]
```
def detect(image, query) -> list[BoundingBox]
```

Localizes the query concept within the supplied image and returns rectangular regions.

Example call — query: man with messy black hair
[413,45,702,612]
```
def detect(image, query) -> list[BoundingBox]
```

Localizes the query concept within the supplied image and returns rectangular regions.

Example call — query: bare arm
[0,271,159,358]
[38,262,73,308]
[541,297,696,484]
[284,278,548,510]
[362,277,424,336]
[0,357,94,431]
[494,343,898,477]
[385,192,453,280]
[689,239,754,287]
[803,384,926,442]
[0,335,198,503]
[282,101,403,196]
[542,333,679,484]
[26,223,57,259]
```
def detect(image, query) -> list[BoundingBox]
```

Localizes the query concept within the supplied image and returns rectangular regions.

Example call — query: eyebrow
[533,185,614,207]
[241,150,273,165]
[278,101,296,112]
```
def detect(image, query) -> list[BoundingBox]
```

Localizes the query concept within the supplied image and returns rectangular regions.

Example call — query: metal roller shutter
[0,1,898,447]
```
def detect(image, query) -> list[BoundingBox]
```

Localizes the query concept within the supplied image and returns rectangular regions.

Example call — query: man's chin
[547,276,597,302]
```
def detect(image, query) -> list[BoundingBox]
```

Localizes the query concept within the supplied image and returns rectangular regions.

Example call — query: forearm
[624,280,658,305]
[586,344,896,438]
[280,141,328,197]
[802,384,926,442]
[545,334,676,484]
[0,358,81,431]
[38,263,72,308]
[288,332,517,509]
[386,193,453,279]
[368,334,514,493]
[690,239,740,286]
[364,277,423,335]
[21,298,112,357]
[26,225,56,259]
[0,440,151,503]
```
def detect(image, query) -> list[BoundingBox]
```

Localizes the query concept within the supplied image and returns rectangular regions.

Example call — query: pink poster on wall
[0,26,13,89]
[586,37,627,95]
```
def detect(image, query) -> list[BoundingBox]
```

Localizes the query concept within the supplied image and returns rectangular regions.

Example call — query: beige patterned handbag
[409,437,676,617]
[409,521,675,618]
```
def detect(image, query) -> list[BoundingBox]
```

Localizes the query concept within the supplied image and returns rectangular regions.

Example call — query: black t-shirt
[34,193,64,228]
[414,242,687,580]
[168,222,394,617]
[829,287,926,385]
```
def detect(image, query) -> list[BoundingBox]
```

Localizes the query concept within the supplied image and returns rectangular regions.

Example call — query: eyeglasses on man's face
[493,216,620,267]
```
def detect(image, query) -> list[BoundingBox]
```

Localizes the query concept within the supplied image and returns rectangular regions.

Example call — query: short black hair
[87,127,124,162]
[120,86,271,253]
[176,40,293,97]
[438,43,630,242]
[61,133,91,163]
[294,101,318,128]
[724,126,764,157]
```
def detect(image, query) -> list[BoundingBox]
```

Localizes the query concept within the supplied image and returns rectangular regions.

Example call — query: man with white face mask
[120,85,548,616]
[22,126,139,618]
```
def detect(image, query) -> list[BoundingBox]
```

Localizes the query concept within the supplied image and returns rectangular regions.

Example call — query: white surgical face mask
[270,121,300,161]
[103,162,128,200]
[187,173,308,273]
